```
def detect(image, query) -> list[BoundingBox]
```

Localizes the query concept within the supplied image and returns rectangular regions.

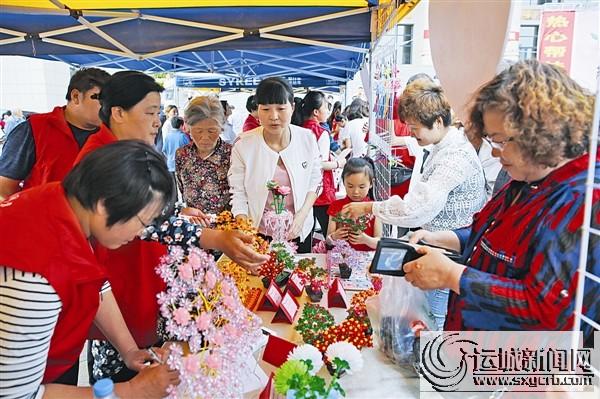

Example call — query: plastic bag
[365,276,435,375]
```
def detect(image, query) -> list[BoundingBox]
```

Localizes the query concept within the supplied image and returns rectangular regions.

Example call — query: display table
[225,254,421,399]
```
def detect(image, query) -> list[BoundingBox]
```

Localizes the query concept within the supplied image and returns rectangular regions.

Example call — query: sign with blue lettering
[176,75,341,89]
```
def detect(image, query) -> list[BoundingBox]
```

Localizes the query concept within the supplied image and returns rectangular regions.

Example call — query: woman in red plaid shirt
[403,60,598,341]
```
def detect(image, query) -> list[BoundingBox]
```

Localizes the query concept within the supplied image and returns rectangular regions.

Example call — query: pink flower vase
[263,209,293,244]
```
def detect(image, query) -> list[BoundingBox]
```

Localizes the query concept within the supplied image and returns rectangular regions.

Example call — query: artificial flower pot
[275,270,291,287]
[338,263,352,279]
[261,276,271,288]
[306,285,323,303]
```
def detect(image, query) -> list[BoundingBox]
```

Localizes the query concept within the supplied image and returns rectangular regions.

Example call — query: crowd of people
[0,59,597,398]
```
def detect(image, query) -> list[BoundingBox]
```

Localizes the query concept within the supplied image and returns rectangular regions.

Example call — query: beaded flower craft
[156,247,263,398]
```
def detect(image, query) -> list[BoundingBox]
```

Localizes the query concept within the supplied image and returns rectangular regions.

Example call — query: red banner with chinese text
[538,11,575,74]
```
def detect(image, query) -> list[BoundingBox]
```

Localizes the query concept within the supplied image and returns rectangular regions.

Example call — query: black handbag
[390,166,412,187]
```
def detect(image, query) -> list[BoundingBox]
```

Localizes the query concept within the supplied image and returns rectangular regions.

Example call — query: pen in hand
[146,347,164,365]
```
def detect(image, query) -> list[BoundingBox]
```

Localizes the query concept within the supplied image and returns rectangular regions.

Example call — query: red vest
[242,114,261,132]
[0,183,106,383]
[75,125,167,346]
[23,107,83,190]
[73,124,117,165]
[303,120,336,206]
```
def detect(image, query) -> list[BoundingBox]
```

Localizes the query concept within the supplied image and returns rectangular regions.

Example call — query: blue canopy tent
[0,1,383,88]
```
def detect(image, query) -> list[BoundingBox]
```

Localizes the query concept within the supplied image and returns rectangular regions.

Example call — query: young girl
[326,158,382,251]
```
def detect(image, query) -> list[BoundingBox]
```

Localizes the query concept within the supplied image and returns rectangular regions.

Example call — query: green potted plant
[295,258,327,302]
[274,343,363,399]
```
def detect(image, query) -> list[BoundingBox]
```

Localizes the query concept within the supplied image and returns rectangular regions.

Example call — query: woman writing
[0,141,179,398]
[228,77,322,253]
[402,60,598,340]
[75,71,268,383]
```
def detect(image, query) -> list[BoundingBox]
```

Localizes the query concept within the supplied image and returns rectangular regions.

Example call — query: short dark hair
[171,116,184,130]
[99,71,164,127]
[65,68,111,101]
[245,95,258,113]
[346,98,368,121]
[255,77,294,105]
[220,100,229,112]
[63,140,175,227]
[294,90,326,124]
[327,100,342,126]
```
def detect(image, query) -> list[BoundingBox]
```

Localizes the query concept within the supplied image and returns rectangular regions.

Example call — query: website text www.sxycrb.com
[472,374,594,388]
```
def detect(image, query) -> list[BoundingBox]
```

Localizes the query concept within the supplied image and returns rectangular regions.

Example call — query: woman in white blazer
[228,77,322,253]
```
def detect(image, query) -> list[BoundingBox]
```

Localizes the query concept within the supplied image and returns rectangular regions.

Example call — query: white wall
[0,56,71,113]
[571,8,599,92]
[396,0,436,85]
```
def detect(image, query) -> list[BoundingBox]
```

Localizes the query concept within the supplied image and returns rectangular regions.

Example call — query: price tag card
[271,291,299,324]
[287,272,304,297]
[261,334,297,367]
[258,373,275,399]
[256,281,283,312]
[327,278,349,309]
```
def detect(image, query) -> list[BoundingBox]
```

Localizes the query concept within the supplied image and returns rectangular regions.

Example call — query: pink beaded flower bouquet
[156,247,263,398]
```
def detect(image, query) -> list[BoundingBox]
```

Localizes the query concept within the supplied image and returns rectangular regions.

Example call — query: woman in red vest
[294,91,346,238]
[76,71,268,384]
[0,141,179,398]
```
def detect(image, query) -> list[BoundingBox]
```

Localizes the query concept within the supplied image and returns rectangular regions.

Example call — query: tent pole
[260,33,369,54]
[260,7,369,33]
[142,33,244,60]
[141,15,243,34]
[39,17,134,38]
[41,37,131,57]
[0,37,25,46]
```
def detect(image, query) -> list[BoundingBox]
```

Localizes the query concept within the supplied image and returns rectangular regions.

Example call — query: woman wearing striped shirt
[0,141,179,398]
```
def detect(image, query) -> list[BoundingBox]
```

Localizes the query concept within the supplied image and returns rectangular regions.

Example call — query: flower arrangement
[214,210,270,300]
[274,343,363,399]
[156,247,263,398]
[295,257,327,301]
[347,289,377,324]
[331,212,371,234]
[263,180,294,245]
[258,242,297,287]
[326,240,367,281]
[294,304,335,345]
[267,180,291,214]
[312,318,373,353]
[214,210,270,254]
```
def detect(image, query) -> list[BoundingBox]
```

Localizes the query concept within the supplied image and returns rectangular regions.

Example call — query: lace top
[373,128,486,231]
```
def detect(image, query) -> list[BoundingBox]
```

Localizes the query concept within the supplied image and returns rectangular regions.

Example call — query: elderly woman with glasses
[401,60,598,342]
[175,96,233,225]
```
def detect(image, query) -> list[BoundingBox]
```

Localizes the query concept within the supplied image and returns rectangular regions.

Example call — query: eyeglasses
[90,93,101,100]
[484,136,515,150]
[135,214,151,228]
